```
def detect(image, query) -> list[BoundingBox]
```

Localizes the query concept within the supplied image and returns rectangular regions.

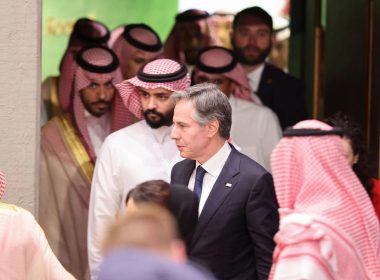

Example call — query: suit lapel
[257,63,274,104]
[175,159,195,185]
[191,148,241,246]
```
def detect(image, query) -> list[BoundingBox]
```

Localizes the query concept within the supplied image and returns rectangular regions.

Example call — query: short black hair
[233,6,273,31]
[325,112,375,197]
[325,112,364,156]
[126,180,170,208]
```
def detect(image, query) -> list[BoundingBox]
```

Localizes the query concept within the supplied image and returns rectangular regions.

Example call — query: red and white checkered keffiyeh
[163,9,221,64]
[72,46,129,161]
[0,169,6,200]
[59,18,110,114]
[116,58,191,119]
[108,25,125,48]
[112,24,163,79]
[193,46,254,102]
[270,120,380,279]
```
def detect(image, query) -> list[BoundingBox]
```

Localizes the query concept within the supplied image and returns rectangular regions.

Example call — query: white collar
[247,63,265,92]
[84,109,110,129]
[196,141,231,178]
[148,123,173,144]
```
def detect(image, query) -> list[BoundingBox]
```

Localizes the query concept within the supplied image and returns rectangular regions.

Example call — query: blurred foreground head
[102,204,186,263]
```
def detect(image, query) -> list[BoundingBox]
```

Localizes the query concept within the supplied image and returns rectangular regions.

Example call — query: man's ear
[206,119,220,138]
[353,154,359,165]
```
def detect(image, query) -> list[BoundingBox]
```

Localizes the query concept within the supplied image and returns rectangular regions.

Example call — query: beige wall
[0,0,41,214]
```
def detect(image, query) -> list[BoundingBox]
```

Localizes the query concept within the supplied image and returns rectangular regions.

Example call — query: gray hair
[172,83,232,139]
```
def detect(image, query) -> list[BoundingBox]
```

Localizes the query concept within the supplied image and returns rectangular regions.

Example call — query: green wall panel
[42,0,178,80]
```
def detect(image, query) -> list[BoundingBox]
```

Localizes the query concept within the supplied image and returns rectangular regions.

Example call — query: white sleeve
[272,254,331,280]
[88,137,122,280]
[21,209,75,280]
[259,107,282,172]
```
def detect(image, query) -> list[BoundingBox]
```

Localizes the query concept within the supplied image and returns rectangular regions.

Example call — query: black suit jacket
[257,63,307,129]
[171,146,279,280]
[169,184,198,249]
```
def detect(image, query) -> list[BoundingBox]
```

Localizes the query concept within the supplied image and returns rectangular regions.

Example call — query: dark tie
[194,165,206,201]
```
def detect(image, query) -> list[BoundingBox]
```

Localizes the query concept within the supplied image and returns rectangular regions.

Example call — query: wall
[42,0,178,81]
[0,0,41,214]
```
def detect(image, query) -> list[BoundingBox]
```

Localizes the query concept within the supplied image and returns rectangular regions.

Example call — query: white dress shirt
[247,63,265,103]
[229,95,281,171]
[85,110,111,156]
[88,120,182,279]
[188,142,231,215]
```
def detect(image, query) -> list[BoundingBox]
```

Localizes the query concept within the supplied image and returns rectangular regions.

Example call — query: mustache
[243,46,261,52]
[91,100,112,106]
[143,109,164,117]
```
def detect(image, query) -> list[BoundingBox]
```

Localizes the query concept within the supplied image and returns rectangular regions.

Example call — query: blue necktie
[194,165,206,201]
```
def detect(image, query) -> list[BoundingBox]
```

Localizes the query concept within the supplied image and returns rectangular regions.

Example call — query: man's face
[179,22,209,65]
[80,78,115,117]
[138,87,175,129]
[194,73,232,97]
[122,50,158,80]
[171,100,211,162]
[231,16,273,66]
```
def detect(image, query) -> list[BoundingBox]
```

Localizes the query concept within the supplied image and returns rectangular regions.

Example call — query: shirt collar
[149,123,173,144]
[247,63,265,92]
[84,109,110,128]
[196,141,231,177]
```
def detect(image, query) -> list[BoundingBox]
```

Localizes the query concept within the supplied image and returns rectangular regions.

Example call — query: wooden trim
[313,25,322,119]
[367,0,373,146]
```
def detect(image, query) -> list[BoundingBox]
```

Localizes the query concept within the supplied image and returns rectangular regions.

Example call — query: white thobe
[88,120,182,279]
[229,95,282,171]
[0,203,75,280]
[85,110,111,156]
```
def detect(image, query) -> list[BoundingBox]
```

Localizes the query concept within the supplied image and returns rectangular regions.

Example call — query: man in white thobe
[88,58,191,279]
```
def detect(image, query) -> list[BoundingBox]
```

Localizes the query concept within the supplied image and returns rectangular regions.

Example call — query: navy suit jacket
[257,63,307,129]
[169,184,198,249]
[170,146,279,280]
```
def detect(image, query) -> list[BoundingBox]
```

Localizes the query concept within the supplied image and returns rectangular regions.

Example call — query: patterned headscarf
[0,169,6,200]
[108,25,125,48]
[59,18,110,114]
[163,9,221,65]
[112,24,163,79]
[193,46,254,102]
[116,59,191,120]
[270,120,380,279]
[72,46,127,161]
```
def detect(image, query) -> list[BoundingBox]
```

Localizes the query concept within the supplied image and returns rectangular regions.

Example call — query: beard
[82,99,112,118]
[232,41,272,66]
[143,109,173,129]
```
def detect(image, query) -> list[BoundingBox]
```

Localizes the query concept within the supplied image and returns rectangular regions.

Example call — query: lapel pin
[225,183,232,188]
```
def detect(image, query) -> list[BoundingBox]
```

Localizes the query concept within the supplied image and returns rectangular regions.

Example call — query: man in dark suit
[170,83,279,280]
[231,6,307,129]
